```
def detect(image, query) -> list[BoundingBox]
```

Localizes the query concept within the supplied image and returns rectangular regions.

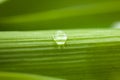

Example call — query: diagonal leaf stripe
[1,1,120,23]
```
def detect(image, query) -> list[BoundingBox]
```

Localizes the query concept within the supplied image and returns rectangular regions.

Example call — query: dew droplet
[53,30,67,46]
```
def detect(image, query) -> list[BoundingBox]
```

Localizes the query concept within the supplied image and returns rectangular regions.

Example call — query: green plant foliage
[0,72,64,80]
[0,0,120,30]
[0,29,120,80]
[0,0,120,80]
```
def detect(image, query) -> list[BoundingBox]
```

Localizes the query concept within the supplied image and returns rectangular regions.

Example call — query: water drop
[53,30,67,47]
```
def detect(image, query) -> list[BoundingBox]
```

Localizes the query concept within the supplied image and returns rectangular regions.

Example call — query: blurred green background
[0,0,120,30]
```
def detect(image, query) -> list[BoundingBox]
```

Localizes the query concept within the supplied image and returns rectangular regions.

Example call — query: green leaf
[0,72,65,80]
[0,29,120,80]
